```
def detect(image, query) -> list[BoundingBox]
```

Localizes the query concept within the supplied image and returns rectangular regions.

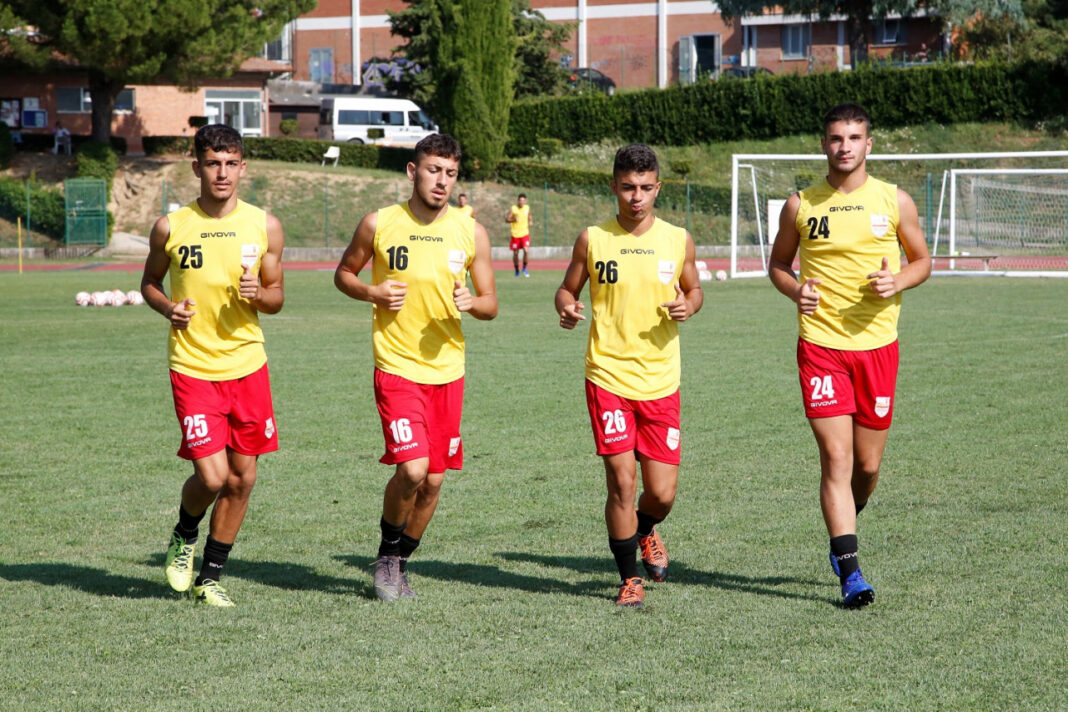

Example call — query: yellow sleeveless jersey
[509,204,530,238]
[371,203,475,384]
[585,217,686,400]
[166,200,268,380]
[796,177,902,350]
[456,204,474,218]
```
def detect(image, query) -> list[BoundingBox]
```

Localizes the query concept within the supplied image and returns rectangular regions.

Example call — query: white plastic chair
[322,145,340,167]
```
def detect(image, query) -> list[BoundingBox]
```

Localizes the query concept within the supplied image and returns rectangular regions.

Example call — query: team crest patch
[666,427,680,451]
[874,397,891,418]
[241,244,259,269]
[448,249,466,275]
[264,417,275,439]
[658,260,676,285]
[449,437,461,457]
[870,214,890,237]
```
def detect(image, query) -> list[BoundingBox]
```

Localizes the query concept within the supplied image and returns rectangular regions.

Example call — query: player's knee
[854,458,881,482]
[421,471,445,496]
[395,459,430,489]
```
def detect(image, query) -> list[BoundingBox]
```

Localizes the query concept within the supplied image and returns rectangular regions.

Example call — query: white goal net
[730,151,1068,278]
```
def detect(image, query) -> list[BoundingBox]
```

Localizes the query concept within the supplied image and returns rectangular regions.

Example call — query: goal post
[730,151,1068,278]
[941,168,1068,273]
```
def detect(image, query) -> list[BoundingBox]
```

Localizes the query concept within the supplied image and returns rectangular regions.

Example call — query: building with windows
[0,2,941,150]
[0,57,290,153]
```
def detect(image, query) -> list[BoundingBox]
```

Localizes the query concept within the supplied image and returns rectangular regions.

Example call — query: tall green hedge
[507,60,1068,156]
[143,135,414,173]
[0,178,66,240]
[496,159,730,213]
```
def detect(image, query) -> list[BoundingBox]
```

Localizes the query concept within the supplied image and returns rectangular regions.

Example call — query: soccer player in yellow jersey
[456,193,476,220]
[769,103,931,607]
[505,192,533,277]
[141,124,285,608]
[335,134,497,602]
[556,144,703,608]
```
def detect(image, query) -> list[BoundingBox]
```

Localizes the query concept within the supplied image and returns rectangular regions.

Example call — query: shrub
[536,138,563,157]
[144,135,415,172]
[0,177,66,240]
[75,141,119,189]
[506,60,1068,155]
[279,118,299,136]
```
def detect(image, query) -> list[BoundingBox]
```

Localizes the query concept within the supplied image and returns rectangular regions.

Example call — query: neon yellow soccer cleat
[164,533,196,592]
[192,579,236,608]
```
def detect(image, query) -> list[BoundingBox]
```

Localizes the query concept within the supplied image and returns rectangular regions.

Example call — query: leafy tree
[955,0,1067,61]
[389,0,572,103]
[717,0,1022,65]
[512,0,575,97]
[388,0,517,177]
[0,0,314,143]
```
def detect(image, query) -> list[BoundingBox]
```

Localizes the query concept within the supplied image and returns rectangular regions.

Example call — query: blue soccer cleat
[841,569,875,608]
[829,550,840,577]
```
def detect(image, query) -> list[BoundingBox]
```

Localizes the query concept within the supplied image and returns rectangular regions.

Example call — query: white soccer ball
[698,269,713,282]
[111,289,128,306]
[75,291,91,306]
[715,269,728,281]
[126,290,144,305]
[91,291,111,306]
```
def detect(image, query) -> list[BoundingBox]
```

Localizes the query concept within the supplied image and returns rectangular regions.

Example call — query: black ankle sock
[830,534,860,581]
[195,536,232,586]
[608,534,640,581]
[377,517,406,558]
[855,500,867,516]
[174,504,204,542]
[398,533,420,571]
[636,510,664,539]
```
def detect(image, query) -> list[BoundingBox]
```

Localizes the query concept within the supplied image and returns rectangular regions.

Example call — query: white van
[317,97,438,146]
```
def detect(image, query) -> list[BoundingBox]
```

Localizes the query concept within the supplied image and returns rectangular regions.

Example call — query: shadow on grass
[496,552,829,604]
[144,553,373,599]
[334,554,609,602]
[0,562,172,599]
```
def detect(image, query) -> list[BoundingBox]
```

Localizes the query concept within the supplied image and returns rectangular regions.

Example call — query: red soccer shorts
[585,380,681,465]
[374,369,464,473]
[170,364,278,461]
[509,235,530,251]
[796,339,899,430]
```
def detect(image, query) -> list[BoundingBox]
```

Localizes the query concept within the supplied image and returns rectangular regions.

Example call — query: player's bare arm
[456,222,498,320]
[504,208,515,224]
[868,189,932,298]
[769,193,821,315]
[334,212,408,311]
[555,230,591,329]
[241,213,285,314]
[662,232,704,321]
[141,215,196,329]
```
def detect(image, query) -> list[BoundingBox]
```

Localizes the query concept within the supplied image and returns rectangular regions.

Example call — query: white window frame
[782,24,809,60]
[56,87,91,113]
[875,19,902,45]
[204,89,263,137]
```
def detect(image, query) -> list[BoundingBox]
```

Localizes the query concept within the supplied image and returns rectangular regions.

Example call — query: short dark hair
[613,143,659,178]
[194,124,244,160]
[414,133,462,163]
[822,103,872,135]
[517,193,527,200]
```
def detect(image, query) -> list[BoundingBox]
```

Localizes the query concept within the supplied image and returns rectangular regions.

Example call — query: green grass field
[1,269,1065,710]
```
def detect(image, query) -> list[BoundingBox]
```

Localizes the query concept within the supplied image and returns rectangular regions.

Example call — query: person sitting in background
[52,121,71,155]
